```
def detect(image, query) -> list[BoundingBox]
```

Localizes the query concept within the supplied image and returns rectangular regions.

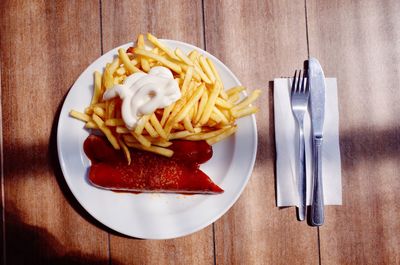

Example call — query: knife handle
[311,137,324,226]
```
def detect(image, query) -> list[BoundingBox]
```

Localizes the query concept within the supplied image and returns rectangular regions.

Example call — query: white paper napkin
[274,78,342,207]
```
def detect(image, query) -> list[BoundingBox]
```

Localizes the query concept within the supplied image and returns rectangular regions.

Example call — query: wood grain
[101,0,204,53]
[0,1,109,264]
[101,1,213,264]
[204,0,319,264]
[1,47,4,265]
[307,0,400,264]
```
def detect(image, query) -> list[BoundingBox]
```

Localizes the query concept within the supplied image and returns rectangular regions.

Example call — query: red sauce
[169,140,213,164]
[84,135,223,194]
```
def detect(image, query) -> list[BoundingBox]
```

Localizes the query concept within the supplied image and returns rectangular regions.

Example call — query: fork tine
[296,70,301,92]
[300,69,306,93]
[291,70,297,94]
[304,70,309,93]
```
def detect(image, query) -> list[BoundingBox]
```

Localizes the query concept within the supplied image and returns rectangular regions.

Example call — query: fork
[291,70,309,221]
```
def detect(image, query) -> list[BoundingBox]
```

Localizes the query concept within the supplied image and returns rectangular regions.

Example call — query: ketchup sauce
[84,135,223,194]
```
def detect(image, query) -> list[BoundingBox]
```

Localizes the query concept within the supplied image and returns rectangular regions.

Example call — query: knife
[308,58,326,226]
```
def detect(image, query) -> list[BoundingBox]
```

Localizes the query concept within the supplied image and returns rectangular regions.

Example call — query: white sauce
[103,66,181,129]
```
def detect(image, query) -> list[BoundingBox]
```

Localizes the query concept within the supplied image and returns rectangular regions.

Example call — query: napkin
[274,78,342,207]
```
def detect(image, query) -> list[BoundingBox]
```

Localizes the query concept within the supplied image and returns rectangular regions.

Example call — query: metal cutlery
[308,58,326,226]
[290,70,309,221]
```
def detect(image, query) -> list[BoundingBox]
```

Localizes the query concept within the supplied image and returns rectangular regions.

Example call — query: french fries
[69,33,261,163]
[137,34,150,72]
[134,48,182,73]
[91,71,102,105]
[231,89,262,112]
[206,126,237,145]
[147,33,179,60]
[118,48,142,74]
[92,114,120,149]
[126,142,173,157]
[118,138,131,165]
[69,110,90,122]
[198,82,221,126]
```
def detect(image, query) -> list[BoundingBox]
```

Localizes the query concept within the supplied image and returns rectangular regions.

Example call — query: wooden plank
[0,48,4,265]
[204,0,320,264]
[101,1,214,264]
[306,0,400,264]
[0,1,109,264]
[102,0,204,52]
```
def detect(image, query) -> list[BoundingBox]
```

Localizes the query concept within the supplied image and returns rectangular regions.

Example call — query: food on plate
[70,33,261,162]
[69,33,260,194]
[85,134,223,194]
[103,66,181,130]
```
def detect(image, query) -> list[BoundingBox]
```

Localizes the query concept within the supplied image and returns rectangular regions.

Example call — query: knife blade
[309,58,326,137]
[308,57,326,226]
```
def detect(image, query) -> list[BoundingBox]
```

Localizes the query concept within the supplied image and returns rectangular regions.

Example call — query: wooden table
[1,0,399,264]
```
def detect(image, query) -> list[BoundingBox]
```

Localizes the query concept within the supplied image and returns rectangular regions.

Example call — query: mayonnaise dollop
[103,66,181,129]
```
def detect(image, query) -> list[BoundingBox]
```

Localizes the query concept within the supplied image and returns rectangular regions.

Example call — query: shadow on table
[49,92,138,240]
[3,205,118,265]
[1,92,137,265]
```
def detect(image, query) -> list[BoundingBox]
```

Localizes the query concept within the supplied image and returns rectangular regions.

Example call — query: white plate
[57,40,257,239]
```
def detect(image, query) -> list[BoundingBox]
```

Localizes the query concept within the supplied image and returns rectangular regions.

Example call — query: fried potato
[70,110,91,122]
[150,114,167,139]
[184,126,230,141]
[194,89,208,124]
[93,106,106,118]
[206,125,237,145]
[118,138,131,165]
[106,99,116,119]
[116,126,130,134]
[150,140,173,148]
[231,106,259,118]
[231,89,262,112]
[109,58,121,75]
[147,33,180,60]
[69,33,261,162]
[116,67,126,76]
[169,128,201,140]
[118,48,142,74]
[215,97,233,109]
[212,106,229,124]
[105,118,125,127]
[91,71,102,105]
[131,131,151,147]
[228,93,240,104]
[183,116,195,132]
[92,114,120,149]
[134,48,182,73]
[113,76,125,84]
[199,55,216,83]
[134,114,151,135]
[126,142,173,157]
[175,48,193,66]
[227,86,245,97]
[198,81,221,125]
[160,102,175,127]
[206,58,228,99]
[103,66,114,89]
[144,121,159,138]
[85,120,98,129]
[137,34,151,72]
[172,83,205,124]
